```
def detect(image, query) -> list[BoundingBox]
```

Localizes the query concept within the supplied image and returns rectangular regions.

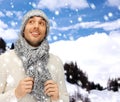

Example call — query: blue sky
[0,1,120,101]
[0,0,120,44]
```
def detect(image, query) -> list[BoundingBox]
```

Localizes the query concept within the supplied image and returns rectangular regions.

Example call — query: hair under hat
[20,9,50,36]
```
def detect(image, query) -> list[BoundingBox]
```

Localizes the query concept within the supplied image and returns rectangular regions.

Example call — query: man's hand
[15,77,34,99]
[44,80,59,101]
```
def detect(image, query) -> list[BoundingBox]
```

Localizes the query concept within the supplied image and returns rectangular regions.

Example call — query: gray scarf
[14,35,52,102]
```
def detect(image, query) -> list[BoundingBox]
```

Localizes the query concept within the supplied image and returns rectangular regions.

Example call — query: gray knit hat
[20,9,49,36]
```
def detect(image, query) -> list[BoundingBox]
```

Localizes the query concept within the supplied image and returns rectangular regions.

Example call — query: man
[0,9,69,102]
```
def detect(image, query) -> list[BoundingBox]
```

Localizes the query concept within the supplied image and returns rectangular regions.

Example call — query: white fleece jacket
[0,50,69,102]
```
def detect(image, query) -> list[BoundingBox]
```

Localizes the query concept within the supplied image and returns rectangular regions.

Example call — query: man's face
[24,16,47,47]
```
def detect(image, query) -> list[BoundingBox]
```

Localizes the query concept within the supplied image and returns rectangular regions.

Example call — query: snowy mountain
[50,33,120,102]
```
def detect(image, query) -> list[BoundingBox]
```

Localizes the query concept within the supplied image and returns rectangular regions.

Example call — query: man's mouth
[31,32,40,37]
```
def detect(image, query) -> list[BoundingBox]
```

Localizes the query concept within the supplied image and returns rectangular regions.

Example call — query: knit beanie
[20,9,50,36]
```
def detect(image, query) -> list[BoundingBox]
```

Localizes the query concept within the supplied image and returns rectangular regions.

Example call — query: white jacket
[0,50,69,102]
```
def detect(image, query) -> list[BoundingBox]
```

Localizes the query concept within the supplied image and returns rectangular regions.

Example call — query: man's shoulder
[49,53,60,59]
[49,53,63,63]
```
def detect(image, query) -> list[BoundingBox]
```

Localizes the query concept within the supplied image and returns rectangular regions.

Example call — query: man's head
[20,9,49,47]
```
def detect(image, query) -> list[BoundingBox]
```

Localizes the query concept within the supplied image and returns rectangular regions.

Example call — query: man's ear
[22,28,25,37]
[44,28,47,38]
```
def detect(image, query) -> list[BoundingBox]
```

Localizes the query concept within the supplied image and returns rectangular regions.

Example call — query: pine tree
[64,61,104,91]
[10,43,14,49]
[64,62,89,88]
[107,78,119,92]
[0,37,6,54]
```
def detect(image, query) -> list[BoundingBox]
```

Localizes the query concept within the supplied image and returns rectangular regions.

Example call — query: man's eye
[29,20,34,24]
[39,21,45,26]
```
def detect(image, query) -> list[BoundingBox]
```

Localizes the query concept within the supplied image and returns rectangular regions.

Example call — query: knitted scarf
[14,35,52,102]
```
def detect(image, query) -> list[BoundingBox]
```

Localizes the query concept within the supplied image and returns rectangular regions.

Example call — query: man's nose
[34,22,39,28]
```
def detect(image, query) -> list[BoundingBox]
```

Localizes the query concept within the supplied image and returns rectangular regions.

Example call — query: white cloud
[13,11,23,20]
[5,11,13,17]
[109,30,120,45]
[94,19,120,31]
[51,21,100,31]
[50,19,57,28]
[0,11,5,17]
[0,20,8,29]
[50,32,120,87]
[0,20,18,41]
[106,0,120,7]
[0,28,18,40]
[4,10,23,20]
[37,0,89,11]
[51,19,120,32]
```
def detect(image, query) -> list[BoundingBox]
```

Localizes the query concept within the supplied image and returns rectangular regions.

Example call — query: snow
[90,90,120,102]
[50,32,120,101]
